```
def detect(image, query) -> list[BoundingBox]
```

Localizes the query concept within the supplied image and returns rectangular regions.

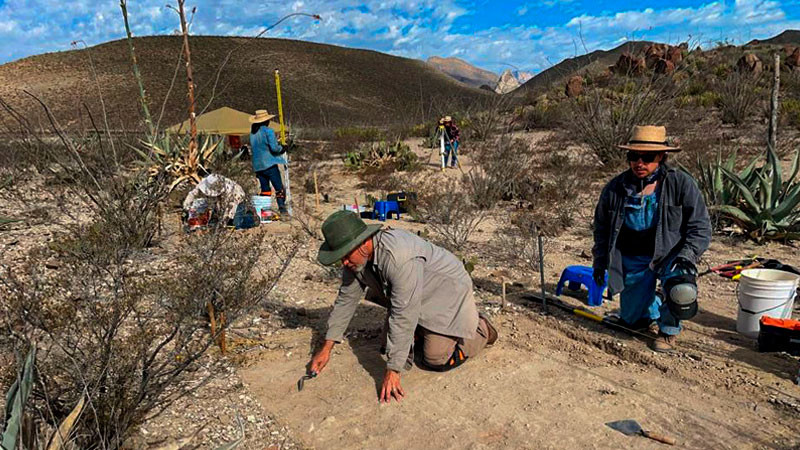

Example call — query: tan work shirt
[325,229,479,372]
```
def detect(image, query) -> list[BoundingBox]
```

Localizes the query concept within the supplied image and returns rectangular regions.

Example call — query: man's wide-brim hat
[249,109,276,124]
[618,125,680,152]
[317,211,383,266]
[443,116,453,122]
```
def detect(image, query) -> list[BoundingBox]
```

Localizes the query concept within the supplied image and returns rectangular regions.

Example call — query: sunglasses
[626,151,659,163]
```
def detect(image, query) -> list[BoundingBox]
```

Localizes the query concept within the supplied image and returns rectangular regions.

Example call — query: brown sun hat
[618,125,680,152]
[249,109,276,124]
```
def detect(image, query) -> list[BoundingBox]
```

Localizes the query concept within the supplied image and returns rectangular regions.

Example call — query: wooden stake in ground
[219,312,227,354]
[490,269,512,310]
[314,170,320,211]
[769,52,780,151]
[207,301,217,342]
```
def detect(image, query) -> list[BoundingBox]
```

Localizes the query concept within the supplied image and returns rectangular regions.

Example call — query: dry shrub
[412,178,484,252]
[464,135,539,209]
[568,76,679,166]
[536,151,592,232]
[1,222,295,448]
[462,95,513,141]
[497,211,552,274]
[715,72,762,125]
[514,99,566,130]
[0,91,299,448]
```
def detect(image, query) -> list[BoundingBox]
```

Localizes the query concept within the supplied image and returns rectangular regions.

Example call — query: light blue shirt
[623,191,659,231]
[250,127,285,172]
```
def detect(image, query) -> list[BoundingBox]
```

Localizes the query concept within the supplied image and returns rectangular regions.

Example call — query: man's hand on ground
[309,340,335,374]
[379,369,405,404]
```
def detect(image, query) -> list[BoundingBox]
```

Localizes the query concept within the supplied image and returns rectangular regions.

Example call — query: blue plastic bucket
[252,195,273,223]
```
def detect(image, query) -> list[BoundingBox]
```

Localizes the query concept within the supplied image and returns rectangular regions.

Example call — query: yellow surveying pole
[275,70,287,145]
[274,69,292,216]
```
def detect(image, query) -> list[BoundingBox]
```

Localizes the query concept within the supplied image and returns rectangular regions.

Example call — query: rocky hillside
[495,69,521,94]
[426,56,498,89]
[0,36,491,131]
[518,40,654,93]
[520,29,800,95]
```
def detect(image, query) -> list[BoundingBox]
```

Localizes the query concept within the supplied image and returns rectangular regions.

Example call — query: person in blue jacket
[249,109,287,214]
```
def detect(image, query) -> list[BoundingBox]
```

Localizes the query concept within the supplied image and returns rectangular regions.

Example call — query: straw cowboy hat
[618,125,680,152]
[249,109,276,124]
[317,210,383,266]
[443,116,453,122]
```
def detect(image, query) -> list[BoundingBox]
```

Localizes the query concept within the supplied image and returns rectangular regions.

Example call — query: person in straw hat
[249,109,287,214]
[308,211,498,403]
[592,125,711,352]
[442,115,460,168]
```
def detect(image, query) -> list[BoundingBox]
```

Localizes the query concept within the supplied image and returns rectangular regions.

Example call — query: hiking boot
[479,313,498,346]
[647,321,660,336]
[650,332,677,353]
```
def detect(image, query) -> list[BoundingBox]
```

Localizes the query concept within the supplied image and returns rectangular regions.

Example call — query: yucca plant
[135,133,221,191]
[714,145,800,240]
[2,346,35,450]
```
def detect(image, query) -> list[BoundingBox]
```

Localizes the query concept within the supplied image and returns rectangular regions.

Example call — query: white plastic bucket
[736,269,799,338]
[251,195,273,223]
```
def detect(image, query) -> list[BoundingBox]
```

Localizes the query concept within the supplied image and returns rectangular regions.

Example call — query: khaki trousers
[417,318,490,370]
[363,266,489,371]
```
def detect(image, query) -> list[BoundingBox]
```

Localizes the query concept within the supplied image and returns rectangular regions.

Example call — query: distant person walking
[250,109,287,214]
[442,116,460,168]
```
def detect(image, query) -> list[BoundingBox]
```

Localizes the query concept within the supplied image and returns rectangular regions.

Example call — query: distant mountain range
[426,56,499,89]
[426,56,534,93]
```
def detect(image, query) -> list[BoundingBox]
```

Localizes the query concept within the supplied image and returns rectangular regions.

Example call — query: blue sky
[0,0,799,73]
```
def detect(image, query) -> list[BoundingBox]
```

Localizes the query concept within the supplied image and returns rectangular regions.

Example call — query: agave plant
[135,133,221,191]
[694,148,760,209]
[714,145,800,240]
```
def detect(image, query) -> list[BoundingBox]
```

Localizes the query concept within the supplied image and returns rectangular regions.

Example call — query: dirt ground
[235,133,800,449]
[2,131,799,449]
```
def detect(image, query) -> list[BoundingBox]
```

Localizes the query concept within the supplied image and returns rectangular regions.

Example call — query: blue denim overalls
[619,187,682,336]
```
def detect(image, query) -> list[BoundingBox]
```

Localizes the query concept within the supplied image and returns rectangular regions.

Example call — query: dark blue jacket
[592,165,712,294]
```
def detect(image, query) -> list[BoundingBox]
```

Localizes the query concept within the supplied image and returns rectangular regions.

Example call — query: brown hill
[427,56,498,89]
[746,29,800,46]
[0,36,490,132]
